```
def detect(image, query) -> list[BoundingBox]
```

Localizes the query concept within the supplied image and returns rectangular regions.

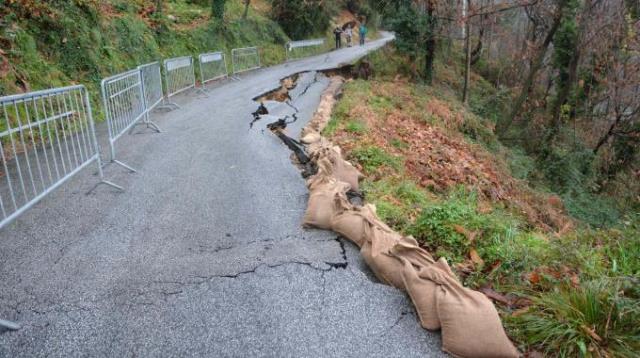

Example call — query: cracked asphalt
[0,32,445,357]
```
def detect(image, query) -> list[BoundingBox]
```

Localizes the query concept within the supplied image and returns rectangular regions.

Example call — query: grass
[508,279,640,357]
[345,120,367,133]
[350,145,402,173]
[326,44,640,356]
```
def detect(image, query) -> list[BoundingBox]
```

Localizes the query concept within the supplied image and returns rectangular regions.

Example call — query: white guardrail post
[0,85,121,231]
[101,68,159,172]
[231,47,261,77]
[285,38,326,61]
[163,56,196,107]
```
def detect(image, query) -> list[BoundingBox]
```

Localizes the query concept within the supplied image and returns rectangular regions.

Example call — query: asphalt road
[0,32,445,357]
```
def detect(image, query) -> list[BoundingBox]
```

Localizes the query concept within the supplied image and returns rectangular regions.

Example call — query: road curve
[0,32,445,357]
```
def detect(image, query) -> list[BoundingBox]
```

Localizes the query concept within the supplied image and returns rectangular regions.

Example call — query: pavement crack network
[323,237,348,269]
[294,72,320,100]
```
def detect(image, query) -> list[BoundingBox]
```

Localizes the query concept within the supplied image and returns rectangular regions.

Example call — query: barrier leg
[128,112,161,134]
[107,140,137,173]
[0,319,20,331]
[144,113,162,133]
[157,98,180,110]
[195,87,209,97]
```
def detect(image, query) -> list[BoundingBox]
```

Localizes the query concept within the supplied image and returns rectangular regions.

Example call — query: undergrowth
[326,44,640,356]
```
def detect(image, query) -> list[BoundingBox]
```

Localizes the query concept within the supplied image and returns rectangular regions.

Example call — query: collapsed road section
[252,64,521,357]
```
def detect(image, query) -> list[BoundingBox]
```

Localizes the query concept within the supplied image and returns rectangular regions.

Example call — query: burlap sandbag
[300,130,322,144]
[330,203,378,247]
[419,265,520,358]
[310,145,362,191]
[331,156,362,191]
[390,236,436,267]
[303,179,350,230]
[399,256,454,331]
[360,225,405,290]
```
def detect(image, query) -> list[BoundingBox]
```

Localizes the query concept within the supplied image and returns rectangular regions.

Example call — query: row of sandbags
[298,77,519,358]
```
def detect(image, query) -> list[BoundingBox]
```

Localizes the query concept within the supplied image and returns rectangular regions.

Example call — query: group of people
[333,23,367,49]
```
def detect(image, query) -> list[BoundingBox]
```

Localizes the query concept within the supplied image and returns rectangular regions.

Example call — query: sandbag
[400,258,440,330]
[332,156,362,191]
[390,236,436,267]
[360,226,405,290]
[303,180,350,230]
[310,146,362,191]
[420,265,520,358]
[330,203,378,247]
[301,131,322,144]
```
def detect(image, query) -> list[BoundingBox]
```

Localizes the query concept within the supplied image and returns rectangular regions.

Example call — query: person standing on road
[359,24,367,46]
[345,25,353,47]
[333,26,343,49]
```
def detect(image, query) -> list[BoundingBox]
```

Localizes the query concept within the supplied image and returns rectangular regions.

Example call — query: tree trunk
[155,0,162,15]
[462,4,471,104]
[243,0,250,19]
[424,0,437,84]
[496,1,567,137]
[470,26,484,65]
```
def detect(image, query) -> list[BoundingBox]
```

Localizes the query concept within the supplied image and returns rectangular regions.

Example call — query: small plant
[345,120,367,133]
[391,138,409,149]
[350,146,402,173]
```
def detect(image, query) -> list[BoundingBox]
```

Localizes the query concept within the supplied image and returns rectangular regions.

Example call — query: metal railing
[285,39,326,61]
[164,56,196,107]
[101,69,159,172]
[199,51,228,86]
[231,47,261,75]
[0,318,20,330]
[0,85,121,230]
[138,61,164,112]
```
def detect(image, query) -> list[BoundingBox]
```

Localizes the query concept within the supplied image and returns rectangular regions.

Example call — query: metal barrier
[164,56,196,106]
[138,61,164,112]
[231,47,261,75]
[285,39,326,61]
[199,51,228,86]
[101,69,159,172]
[0,318,20,330]
[0,85,121,230]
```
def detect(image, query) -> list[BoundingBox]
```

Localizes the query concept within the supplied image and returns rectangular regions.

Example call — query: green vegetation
[350,146,402,172]
[328,44,640,355]
[344,120,367,133]
[0,0,289,118]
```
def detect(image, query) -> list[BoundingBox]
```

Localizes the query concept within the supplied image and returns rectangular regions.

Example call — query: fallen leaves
[328,80,572,232]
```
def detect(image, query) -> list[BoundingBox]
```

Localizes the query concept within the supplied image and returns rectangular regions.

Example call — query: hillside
[0,0,290,109]
[326,45,639,356]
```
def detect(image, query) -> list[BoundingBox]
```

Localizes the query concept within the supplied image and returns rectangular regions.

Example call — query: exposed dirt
[329,80,571,232]
[254,73,300,103]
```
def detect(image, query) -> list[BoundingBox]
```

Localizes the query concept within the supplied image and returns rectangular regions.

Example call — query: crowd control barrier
[231,47,261,75]
[199,51,228,86]
[285,39,326,61]
[0,85,121,230]
[101,69,160,172]
[163,56,196,107]
[138,61,164,113]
